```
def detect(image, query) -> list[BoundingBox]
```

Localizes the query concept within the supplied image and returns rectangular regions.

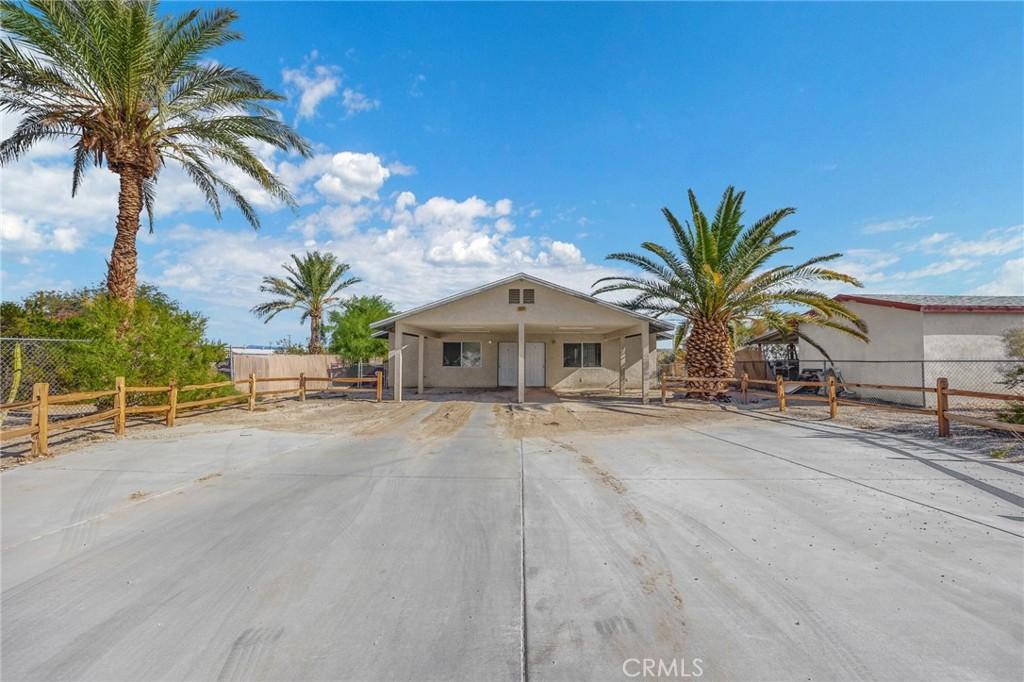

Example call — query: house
[369,273,673,403]
[751,294,1024,406]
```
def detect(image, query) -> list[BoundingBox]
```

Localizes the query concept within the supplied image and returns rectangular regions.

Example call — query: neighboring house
[753,294,1024,406]
[370,273,672,403]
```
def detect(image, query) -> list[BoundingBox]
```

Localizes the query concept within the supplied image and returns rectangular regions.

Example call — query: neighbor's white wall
[799,302,925,404]
[921,312,1023,399]
[921,312,1021,360]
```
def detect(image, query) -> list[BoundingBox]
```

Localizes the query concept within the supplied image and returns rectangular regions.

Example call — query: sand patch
[493,399,730,439]
[417,402,475,439]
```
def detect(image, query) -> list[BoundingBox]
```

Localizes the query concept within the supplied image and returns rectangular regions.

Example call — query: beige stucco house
[755,294,1024,405]
[370,273,673,403]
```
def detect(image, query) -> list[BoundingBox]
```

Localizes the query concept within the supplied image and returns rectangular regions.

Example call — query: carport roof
[370,272,675,335]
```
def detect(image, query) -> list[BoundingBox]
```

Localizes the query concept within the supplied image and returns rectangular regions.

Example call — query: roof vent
[522,288,535,304]
[508,289,521,304]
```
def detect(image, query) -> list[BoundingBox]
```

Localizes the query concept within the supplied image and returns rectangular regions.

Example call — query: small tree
[997,328,1024,425]
[327,295,395,362]
[251,251,360,354]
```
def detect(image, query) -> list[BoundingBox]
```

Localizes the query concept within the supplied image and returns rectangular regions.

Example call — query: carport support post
[417,335,424,395]
[641,322,651,404]
[392,322,404,402]
[618,336,626,396]
[936,377,950,437]
[517,321,526,404]
[776,374,786,412]
[114,376,126,436]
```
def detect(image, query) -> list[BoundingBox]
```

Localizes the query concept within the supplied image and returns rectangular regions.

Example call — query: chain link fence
[735,357,1024,416]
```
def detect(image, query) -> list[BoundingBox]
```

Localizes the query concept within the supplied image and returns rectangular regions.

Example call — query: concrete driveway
[2,399,1022,681]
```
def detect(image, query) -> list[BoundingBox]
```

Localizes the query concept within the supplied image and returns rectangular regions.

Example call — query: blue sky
[2,1,1022,345]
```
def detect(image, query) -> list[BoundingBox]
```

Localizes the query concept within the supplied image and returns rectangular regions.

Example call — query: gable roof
[836,294,1024,313]
[370,272,674,332]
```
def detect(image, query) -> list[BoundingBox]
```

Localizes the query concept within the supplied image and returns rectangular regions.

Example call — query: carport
[370,273,673,403]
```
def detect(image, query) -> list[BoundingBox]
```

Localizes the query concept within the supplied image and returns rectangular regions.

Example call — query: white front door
[525,342,545,387]
[498,342,517,386]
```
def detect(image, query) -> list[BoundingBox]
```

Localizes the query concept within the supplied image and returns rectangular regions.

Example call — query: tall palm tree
[252,251,360,354]
[594,186,869,395]
[0,0,311,302]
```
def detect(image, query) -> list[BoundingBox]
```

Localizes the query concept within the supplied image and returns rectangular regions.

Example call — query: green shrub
[4,286,228,401]
[66,294,227,391]
[997,328,1024,425]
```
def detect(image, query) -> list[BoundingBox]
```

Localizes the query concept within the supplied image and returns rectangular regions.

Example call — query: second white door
[498,342,546,387]
[525,342,545,386]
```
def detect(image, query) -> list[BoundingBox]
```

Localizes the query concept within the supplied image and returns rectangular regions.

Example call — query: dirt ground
[3,389,1020,469]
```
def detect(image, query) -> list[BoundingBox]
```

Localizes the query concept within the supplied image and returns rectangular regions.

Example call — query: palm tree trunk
[106,169,143,302]
[309,310,323,354]
[684,318,735,397]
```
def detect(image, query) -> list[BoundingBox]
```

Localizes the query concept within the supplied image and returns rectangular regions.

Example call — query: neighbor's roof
[370,272,674,333]
[836,294,1024,313]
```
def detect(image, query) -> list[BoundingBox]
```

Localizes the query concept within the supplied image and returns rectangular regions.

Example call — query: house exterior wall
[798,302,1023,406]
[388,331,656,390]
[382,278,661,392]
[401,278,644,330]
[798,302,925,404]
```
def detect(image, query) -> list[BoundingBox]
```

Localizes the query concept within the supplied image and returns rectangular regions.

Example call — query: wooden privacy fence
[661,373,1024,438]
[0,371,384,456]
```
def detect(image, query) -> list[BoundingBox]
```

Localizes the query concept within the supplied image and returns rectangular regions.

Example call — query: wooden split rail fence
[661,373,1024,438]
[0,371,384,456]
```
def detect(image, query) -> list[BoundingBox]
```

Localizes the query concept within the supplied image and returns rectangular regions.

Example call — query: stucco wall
[799,303,1024,406]
[387,331,656,390]
[403,277,640,330]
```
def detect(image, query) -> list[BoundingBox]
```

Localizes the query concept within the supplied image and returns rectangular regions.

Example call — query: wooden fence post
[166,380,178,427]
[248,373,257,411]
[936,377,949,437]
[299,373,306,401]
[375,370,383,403]
[661,373,667,405]
[31,382,48,456]
[114,376,126,436]
[776,374,786,412]
[741,372,749,404]
[828,376,838,419]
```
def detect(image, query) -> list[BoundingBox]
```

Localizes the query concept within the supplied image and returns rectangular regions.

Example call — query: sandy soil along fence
[0,371,384,456]
[661,373,1024,438]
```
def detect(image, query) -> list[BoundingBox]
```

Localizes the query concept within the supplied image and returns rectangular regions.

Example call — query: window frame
[562,342,602,368]
[442,340,483,368]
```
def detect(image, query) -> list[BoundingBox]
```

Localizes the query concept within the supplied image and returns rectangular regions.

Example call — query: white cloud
[948,225,1023,257]
[889,258,979,280]
[1,214,46,252]
[861,215,932,235]
[341,88,380,117]
[312,152,391,203]
[282,53,342,122]
[52,226,84,252]
[544,241,584,265]
[387,160,416,176]
[969,258,1024,295]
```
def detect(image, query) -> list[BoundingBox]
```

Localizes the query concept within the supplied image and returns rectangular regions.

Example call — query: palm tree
[594,186,868,395]
[252,251,360,354]
[0,0,311,302]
